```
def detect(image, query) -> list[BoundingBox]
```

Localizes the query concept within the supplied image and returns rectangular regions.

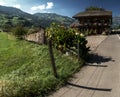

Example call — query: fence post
[78,42,81,61]
[48,38,58,78]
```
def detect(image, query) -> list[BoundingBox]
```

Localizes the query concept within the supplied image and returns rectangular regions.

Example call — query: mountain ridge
[0,5,119,30]
[33,13,74,27]
[0,5,74,31]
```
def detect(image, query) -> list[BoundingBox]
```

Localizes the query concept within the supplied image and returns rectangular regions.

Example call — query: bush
[46,23,75,52]
[46,23,89,59]
[12,25,28,39]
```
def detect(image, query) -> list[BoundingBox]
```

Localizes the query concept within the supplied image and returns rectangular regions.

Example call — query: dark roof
[73,10,112,18]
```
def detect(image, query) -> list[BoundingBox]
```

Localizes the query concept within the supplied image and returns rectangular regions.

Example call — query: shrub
[46,23,77,52]
[12,25,28,39]
[46,23,89,59]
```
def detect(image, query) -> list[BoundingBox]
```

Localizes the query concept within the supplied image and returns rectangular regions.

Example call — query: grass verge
[0,32,83,97]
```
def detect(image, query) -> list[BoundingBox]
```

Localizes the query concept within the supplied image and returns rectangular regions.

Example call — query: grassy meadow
[0,32,82,97]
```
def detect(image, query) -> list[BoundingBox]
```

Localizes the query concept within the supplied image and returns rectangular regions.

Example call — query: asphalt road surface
[49,34,120,97]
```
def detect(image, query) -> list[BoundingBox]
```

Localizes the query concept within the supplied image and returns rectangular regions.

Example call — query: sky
[0,0,120,17]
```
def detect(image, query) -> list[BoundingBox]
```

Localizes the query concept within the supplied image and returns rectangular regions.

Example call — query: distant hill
[0,5,34,18]
[112,16,120,28]
[0,5,41,31]
[0,5,74,32]
[34,13,74,27]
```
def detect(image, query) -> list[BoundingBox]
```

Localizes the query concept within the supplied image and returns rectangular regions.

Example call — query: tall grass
[0,32,82,97]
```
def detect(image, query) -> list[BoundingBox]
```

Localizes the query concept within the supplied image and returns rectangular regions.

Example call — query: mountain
[1,5,120,31]
[33,13,75,27]
[0,5,32,17]
[0,5,41,32]
[112,16,120,28]
[0,5,74,32]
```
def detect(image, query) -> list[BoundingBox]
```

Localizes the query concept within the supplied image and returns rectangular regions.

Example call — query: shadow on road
[66,82,112,92]
[110,31,120,35]
[86,53,115,64]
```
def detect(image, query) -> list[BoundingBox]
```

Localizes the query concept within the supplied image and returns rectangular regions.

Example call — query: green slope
[34,13,74,27]
[0,32,81,97]
[0,5,40,31]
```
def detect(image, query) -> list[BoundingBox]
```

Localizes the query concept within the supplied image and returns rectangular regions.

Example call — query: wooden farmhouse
[72,8,112,34]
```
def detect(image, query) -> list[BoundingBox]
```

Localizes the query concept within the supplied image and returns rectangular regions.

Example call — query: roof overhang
[73,10,112,19]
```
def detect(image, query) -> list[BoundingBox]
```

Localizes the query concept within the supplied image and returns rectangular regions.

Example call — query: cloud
[13,4,21,9]
[31,4,46,11]
[0,1,6,5]
[31,2,54,11]
[46,2,54,9]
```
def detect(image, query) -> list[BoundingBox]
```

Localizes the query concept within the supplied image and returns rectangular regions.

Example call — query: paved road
[49,34,120,97]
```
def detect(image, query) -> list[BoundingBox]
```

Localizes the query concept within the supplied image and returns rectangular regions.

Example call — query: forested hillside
[34,13,74,27]
[0,5,74,32]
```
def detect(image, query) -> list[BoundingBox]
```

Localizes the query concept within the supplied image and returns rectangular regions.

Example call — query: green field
[0,32,82,97]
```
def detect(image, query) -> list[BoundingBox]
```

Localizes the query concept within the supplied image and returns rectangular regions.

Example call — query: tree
[86,6,105,11]
[12,25,28,39]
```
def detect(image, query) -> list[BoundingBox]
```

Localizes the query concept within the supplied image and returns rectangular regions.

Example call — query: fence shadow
[66,82,112,92]
[86,53,115,64]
